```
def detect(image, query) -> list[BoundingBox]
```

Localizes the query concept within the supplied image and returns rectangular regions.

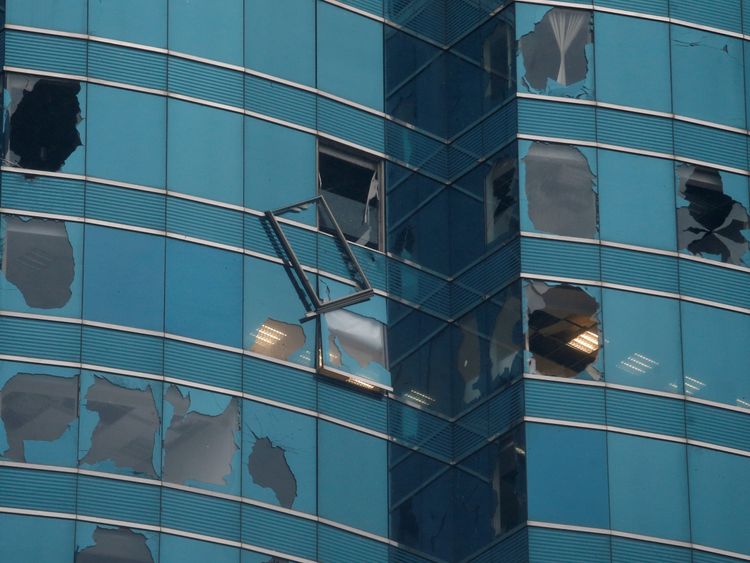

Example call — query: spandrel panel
[169,0,243,65]
[244,256,315,367]
[243,399,316,514]
[163,384,241,494]
[520,141,599,239]
[89,0,167,48]
[167,99,243,205]
[0,363,79,467]
[6,0,85,32]
[598,150,676,251]
[0,513,75,563]
[517,5,594,99]
[78,372,162,479]
[83,225,165,332]
[671,26,746,129]
[681,302,750,409]
[75,523,158,563]
[676,163,750,267]
[602,290,682,394]
[525,280,603,380]
[0,214,83,317]
[3,73,87,175]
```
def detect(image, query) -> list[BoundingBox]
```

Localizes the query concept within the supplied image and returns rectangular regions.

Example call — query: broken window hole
[247,432,298,508]
[485,153,518,244]
[76,527,154,563]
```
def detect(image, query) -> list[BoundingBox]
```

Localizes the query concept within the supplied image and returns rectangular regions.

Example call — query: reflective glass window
[75,523,158,563]
[88,0,167,48]
[168,0,243,65]
[160,535,238,563]
[6,0,85,32]
[0,514,74,563]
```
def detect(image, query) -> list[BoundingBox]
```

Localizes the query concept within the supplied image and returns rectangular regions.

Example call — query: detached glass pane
[75,523,158,563]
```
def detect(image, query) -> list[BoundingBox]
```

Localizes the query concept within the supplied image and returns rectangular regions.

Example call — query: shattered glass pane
[676,163,750,266]
[319,146,380,248]
[526,281,601,379]
[1,215,75,309]
[4,74,83,172]
[523,142,597,238]
[0,372,78,462]
[484,152,519,245]
[519,7,593,97]
[75,526,155,563]
[248,435,297,507]
[163,385,240,489]
[80,374,160,478]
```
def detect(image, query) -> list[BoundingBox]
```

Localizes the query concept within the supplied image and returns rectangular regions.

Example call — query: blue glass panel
[87,86,166,188]
[0,514,74,563]
[599,150,676,250]
[6,0,86,32]
[83,225,165,331]
[76,522,158,563]
[689,446,750,554]
[243,399,316,514]
[245,118,316,224]
[681,302,750,408]
[161,535,238,563]
[318,420,388,535]
[168,100,243,205]
[608,434,690,541]
[602,290,682,393]
[671,26,745,129]
[317,1,384,110]
[526,423,609,528]
[0,215,83,318]
[0,362,79,467]
[89,0,167,48]
[165,240,243,347]
[169,0,243,65]
[594,13,671,112]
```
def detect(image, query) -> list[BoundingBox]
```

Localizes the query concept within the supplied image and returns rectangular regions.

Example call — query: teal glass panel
[87,86,166,188]
[76,523,158,563]
[6,0,86,32]
[89,0,167,48]
[169,0,243,65]
[608,434,690,541]
[318,420,388,535]
[599,150,676,250]
[526,423,610,528]
[245,117,316,224]
[0,215,83,318]
[243,257,315,367]
[317,1,384,109]
[165,240,243,347]
[246,0,316,86]
[79,371,162,479]
[671,26,745,128]
[0,362,79,467]
[602,290,682,393]
[0,514,74,563]
[168,100,243,205]
[243,399,316,514]
[689,446,750,554]
[162,384,241,494]
[83,225,165,331]
[681,302,750,409]
[594,13,671,112]
[161,535,238,563]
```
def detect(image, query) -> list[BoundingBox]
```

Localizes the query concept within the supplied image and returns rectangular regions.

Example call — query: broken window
[676,163,750,266]
[4,73,83,172]
[523,142,597,238]
[0,372,78,463]
[75,526,155,563]
[519,7,593,98]
[526,281,601,379]
[79,374,160,478]
[1,215,75,309]
[482,15,515,108]
[163,385,240,489]
[485,150,519,245]
[319,143,382,249]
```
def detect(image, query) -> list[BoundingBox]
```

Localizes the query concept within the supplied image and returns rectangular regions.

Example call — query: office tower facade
[0,1,749,562]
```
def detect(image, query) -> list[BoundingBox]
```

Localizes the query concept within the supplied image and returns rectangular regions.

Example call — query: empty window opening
[485,155,518,244]
[250,317,306,362]
[524,142,597,238]
[0,372,78,462]
[526,282,601,378]
[2,215,75,309]
[319,144,382,249]
[5,74,82,172]
[519,8,592,94]
[677,164,750,266]
[163,385,239,486]
[81,376,160,478]
[76,527,155,563]
[247,432,298,508]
